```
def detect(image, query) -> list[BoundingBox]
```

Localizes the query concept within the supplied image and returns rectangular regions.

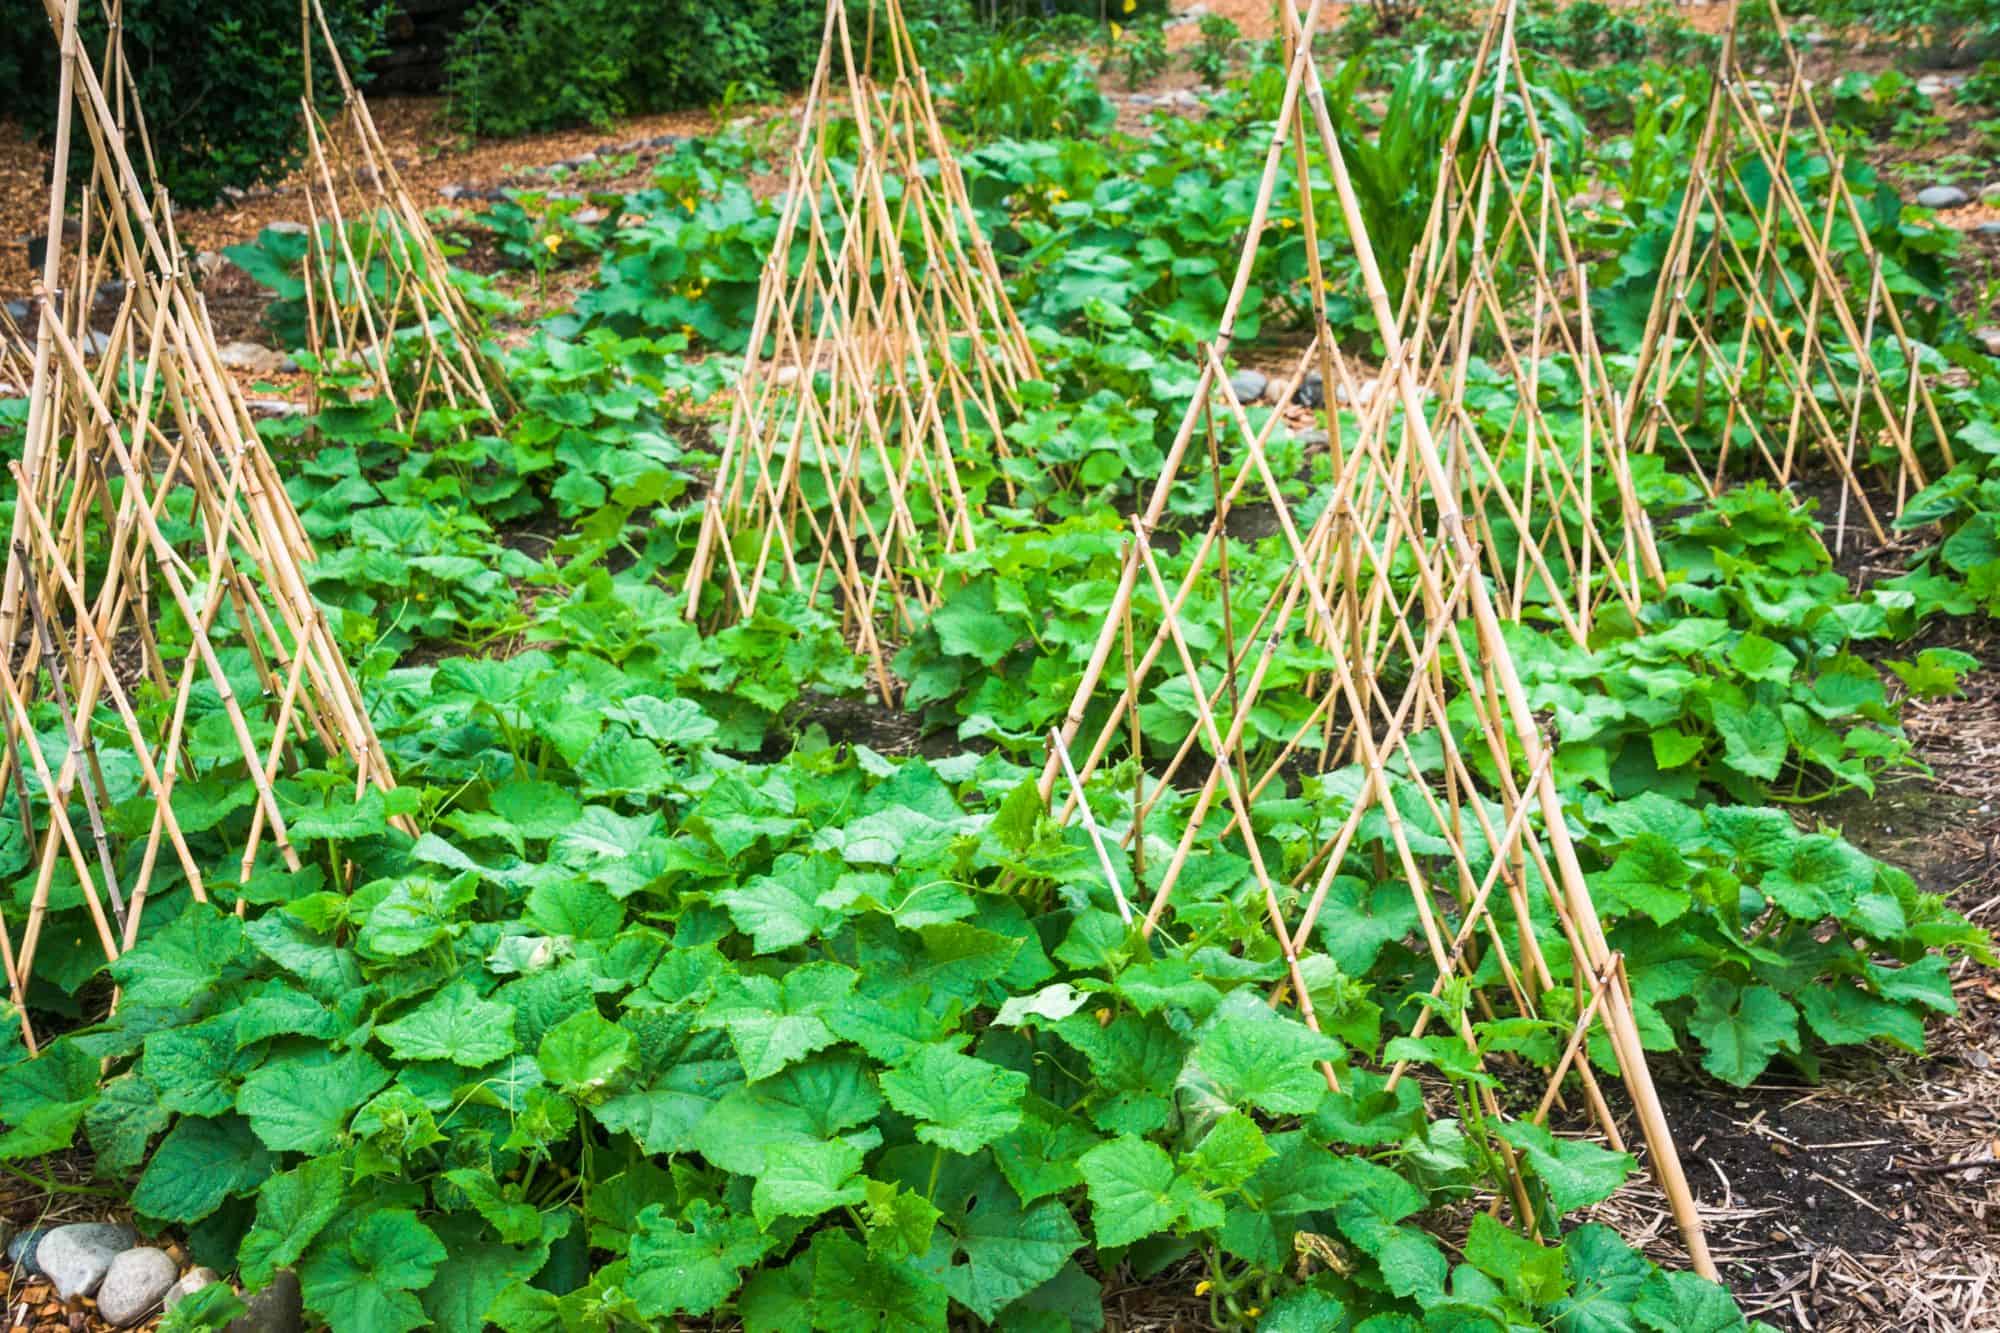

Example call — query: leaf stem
[0,1160,120,1198]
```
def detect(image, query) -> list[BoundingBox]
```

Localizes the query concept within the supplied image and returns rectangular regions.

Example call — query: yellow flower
[680,194,697,213]
[1246,1308,1262,1320]
[1049,186,1069,202]
[1110,21,1123,39]
[1123,0,1136,11]
[1194,1281,1214,1297]
[541,233,562,252]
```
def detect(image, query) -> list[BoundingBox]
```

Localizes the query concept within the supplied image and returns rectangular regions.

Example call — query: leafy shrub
[1115,21,1170,89]
[1189,13,1238,84]
[444,0,979,138]
[948,30,1115,140]
[1,0,387,210]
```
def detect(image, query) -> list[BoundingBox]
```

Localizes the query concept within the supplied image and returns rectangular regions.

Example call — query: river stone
[1915,184,1970,209]
[1981,182,2000,206]
[1975,327,2000,358]
[98,1247,178,1326]
[1977,221,2000,238]
[227,1268,303,1333]
[35,1222,136,1300]
[6,1224,50,1273]
[1229,368,1268,402]
[216,341,289,375]
[163,1266,222,1312]
[1293,370,1325,409]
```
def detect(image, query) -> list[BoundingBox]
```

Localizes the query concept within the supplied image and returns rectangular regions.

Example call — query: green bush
[2,0,388,211]
[444,0,982,139]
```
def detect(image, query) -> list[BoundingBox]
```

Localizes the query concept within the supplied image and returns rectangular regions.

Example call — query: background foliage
[1,0,389,210]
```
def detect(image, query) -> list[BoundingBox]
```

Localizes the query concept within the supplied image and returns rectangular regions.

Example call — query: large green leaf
[879,1044,1027,1155]
[750,1139,869,1229]
[1186,989,1344,1115]
[627,1200,774,1319]
[375,982,519,1067]
[536,1007,636,1095]
[236,1048,392,1153]
[1076,1135,1183,1247]
[240,1155,348,1286]
[299,1209,447,1333]
[110,901,251,1009]
[1497,1122,1634,1215]
[1688,978,1798,1087]
[131,1114,275,1224]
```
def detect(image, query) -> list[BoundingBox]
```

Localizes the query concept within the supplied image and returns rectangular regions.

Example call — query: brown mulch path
[0,96,746,306]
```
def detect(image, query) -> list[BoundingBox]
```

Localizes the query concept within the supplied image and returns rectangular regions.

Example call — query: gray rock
[1293,370,1324,409]
[244,398,308,417]
[1916,75,1948,98]
[1975,327,2000,358]
[1294,428,1330,448]
[1915,184,1970,209]
[646,134,685,150]
[6,1224,50,1273]
[93,278,127,305]
[265,220,309,236]
[82,329,112,357]
[216,341,289,375]
[439,183,468,201]
[227,1268,303,1333]
[1977,221,2000,238]
[1127,93,1155,107]
[163,1266,221,1312]
[1981,181,2000,207]
[35,1222,136,1300]
[97,1247,178,1326]
[1229,368,1268,403]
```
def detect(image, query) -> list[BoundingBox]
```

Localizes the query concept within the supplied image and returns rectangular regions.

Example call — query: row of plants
[6,13,2000,1333]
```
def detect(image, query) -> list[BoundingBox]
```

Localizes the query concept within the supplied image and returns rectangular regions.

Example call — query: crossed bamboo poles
[1622,0,1952,551]
[1393,0,1666,641]
[0,0,406,1052]
[295,0,512,435]
[4,0,1727,1272]
[1037,0,1715,1276]
[680,0,1038,703]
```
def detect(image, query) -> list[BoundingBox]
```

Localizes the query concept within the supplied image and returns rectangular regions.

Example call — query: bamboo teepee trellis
[0,302,30,396]
[2,0,406,1053]
[1622,0,1952,550]
[1393,0,1666,641]
[1039,0,1715,1276]
[681,0,1039,703]
[294,0,510,431]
